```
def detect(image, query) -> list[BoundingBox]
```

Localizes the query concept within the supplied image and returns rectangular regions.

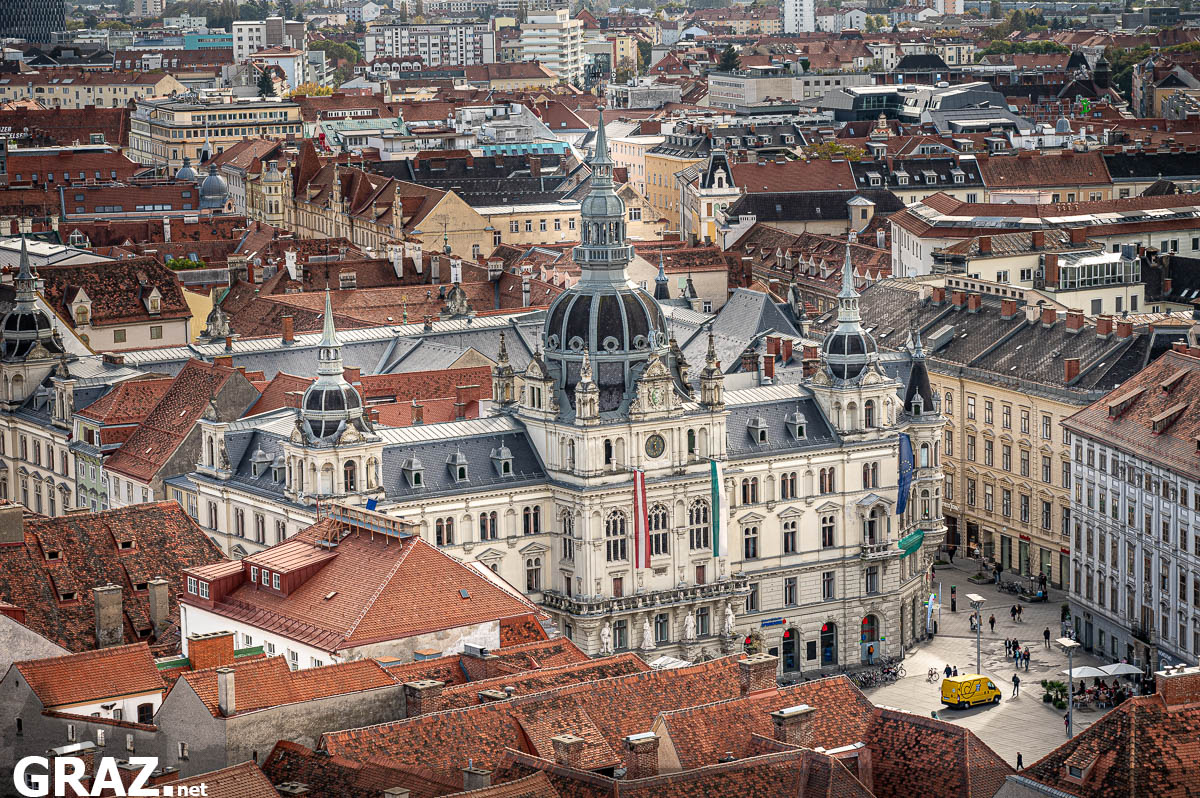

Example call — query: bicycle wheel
[896,666,906,678]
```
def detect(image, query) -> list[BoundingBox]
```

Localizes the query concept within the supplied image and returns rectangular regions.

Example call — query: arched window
[435,518,456,546]
[525,557,542,591]
[603,438,613,465]
[605,510,628,562]
[687,428,696,455]
[820,467,836,494]
[565,440,576,470]
[780,471,797,499]
[479,510,498,541]
[944,391,953,415]
[688,499,711,550]
[741,477,758,504]
[865,506,885,545]
[921,489,932,519]
[649,503,669,555]
[206,438,214,467]
[864,399,876,428]
[344,461,357,492]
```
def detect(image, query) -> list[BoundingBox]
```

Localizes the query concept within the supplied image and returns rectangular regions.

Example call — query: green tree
[718,44,740,71]
[637,39,652,70]
[257,69,276,97]
[278,0,294,18]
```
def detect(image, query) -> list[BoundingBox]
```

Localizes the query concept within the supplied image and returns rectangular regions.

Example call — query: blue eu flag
[896,433,914,516]
[366,498,378,511]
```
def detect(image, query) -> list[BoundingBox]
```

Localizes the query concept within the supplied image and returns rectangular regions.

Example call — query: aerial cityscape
[0,0,1198,794]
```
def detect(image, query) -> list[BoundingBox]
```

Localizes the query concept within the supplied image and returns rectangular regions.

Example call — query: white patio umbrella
[1100,662,1144,677]
[1061,666,1108,679]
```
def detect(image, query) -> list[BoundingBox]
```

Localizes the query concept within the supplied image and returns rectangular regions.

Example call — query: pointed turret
[14,236,36,313]
[903,328,935,417]
[654,250,670,300]
[0,237,63,365]
[820,236,876,381]
[699,331,724,409]
[298,289,366,442]
[493,331,517,408]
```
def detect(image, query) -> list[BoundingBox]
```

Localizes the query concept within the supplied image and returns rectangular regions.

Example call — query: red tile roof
[4,150,140,188]
[730,159,856,193]
[0,502,227,653]
[75,376,174,426]
[246,372,311,416]
[38,255,191,328]
[14,642,164,709]
[438,653,649,710]
[0,106,130,148]
[187,519,546,653]
[977,150,1111,190]
[262,740,461,798]
[177,656,399,716]
[166,761,279,798]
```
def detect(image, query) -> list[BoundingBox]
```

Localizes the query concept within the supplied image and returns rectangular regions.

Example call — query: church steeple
[654,250,670,300]
[572,108,635,288]
[317,288,343,377]
[819,235,877,382]
[699,331,724,409]
[298,288,367,442]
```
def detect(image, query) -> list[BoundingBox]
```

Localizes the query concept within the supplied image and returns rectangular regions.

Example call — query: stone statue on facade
[641,617,655,651]
[683,613,697,641]
[723,603,736,637]
[599,622,613,655]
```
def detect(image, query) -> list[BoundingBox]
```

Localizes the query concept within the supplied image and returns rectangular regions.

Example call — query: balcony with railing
[540,575,749,618]
[1131,624,1155,645]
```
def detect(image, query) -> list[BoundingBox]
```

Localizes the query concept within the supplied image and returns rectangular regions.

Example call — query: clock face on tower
[645,434,666,459]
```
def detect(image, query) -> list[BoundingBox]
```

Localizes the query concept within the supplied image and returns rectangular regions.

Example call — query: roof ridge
[342,532,419,643]
[15,641,151,670]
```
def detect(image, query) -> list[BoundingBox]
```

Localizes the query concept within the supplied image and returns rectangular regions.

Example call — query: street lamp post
[1058,637,1080,738]
[967,593,985,674]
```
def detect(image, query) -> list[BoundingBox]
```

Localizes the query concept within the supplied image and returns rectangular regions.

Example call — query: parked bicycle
[927,667,940,683]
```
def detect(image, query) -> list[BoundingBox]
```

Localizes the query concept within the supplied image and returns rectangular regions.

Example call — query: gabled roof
[262,740,461,798]
[14,642,164,709]
[75,376,174,426]
[167,762,280,798]
[977,151,1111,190]
[38,255,191,328]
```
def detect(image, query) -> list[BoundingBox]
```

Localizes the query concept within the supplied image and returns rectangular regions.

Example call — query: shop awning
[899,529,925,558]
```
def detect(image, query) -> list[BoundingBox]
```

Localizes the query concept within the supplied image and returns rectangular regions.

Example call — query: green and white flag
[710,459,728,558]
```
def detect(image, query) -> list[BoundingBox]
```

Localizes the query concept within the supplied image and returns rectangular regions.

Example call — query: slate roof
[177,656,399,716]
[1105,150,1200,181]
[0,502,226,653]
[724,392,839,459]
[1063,348,1200,477]
[725,190,905,225]
[680,287,802,372]
[14,642,164,709]
[186,518,545,653]
[370,152,576,207]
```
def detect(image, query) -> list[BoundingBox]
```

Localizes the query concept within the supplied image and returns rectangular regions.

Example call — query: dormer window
[250,449,270,478]
[491,445,513,476]
[402,456,424,488]
[45,549,60,561]
[74,307,89,326]
[59,591,76,602]
[448,450,468,483]
[118,540,133,550]
[339,271,357,289]
[748,416,768,444]
[271,456,285,482]
[786,411,807,440]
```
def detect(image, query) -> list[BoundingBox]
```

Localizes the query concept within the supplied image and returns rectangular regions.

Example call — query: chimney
[0,503,24,545]
[224,335,233,352]
[1069,227,1086,245]
[454,385,472,420]
[763,354,775,382]
[217,667,236,717]
[1096,314,1112,338]
[147,578,170,638]
[1116,319,1133,339]
[1155,665,1200,707]
[410,401,424,426]
[462,766,491,791]
[738,653,778,697]
[623,733,659,779]
[771,704,816,746]
[388,242,403,278]
[476,689,508,703]
[1064,357,1080,383]
[187,630,236,670]
[521,269,531,308]
[93,584,123,648]
[282,315,294,345]
[431,255,441,283]
[343,367,361,383]
[403,679,444,717]
[781,339,793,363]
[766,336,780,356]
[951,289,966,309]
[214,354,233,369]
[967,293,982,313]
[1044,253,1059,286]
[876,227,885,249]
[741,351,759,373]
[978,236,991,255]
[1164,277,1174,295]
[551,734,586,769]
[0,603,25,624]
[931,286,946,305]
[1000,298,1017,320]
[1031,230,1045,250]
[1065,309,1084,332]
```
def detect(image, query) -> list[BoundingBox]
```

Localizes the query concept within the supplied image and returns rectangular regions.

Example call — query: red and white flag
[633,468,650,569]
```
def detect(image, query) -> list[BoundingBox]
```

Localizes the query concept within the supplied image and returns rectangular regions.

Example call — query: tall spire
[317,288,343,377]
[573,106,633,287]
[654,249,670,300]
[592,107,613,176]
[14,236,36,312]
[836,238,862,327]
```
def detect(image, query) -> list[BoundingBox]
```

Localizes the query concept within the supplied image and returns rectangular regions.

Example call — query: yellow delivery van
[940,674,1001,709]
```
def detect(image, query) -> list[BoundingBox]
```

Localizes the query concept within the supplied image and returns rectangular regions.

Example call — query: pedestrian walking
[1010,605,1017,622]
[944,663,953,679]
[1044,627,1052,648]
[1065,714,1070,735]
[989,614,996,633]
[1012,638,1019,652]
[1012,673,1021,696]
[1017,604,1023,622]
[1023,648,1030,671]
[953,666,959,677]
[1016,753,1023,771]
[1005,638,1011,656]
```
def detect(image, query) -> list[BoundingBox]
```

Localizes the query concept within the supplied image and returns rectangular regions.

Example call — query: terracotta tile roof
[14,642,164,709]
[1018,693,1200,797]
[439,653,650,710]
[380,636,589,687]
[206,138,284,171]
[190,519,545,653]
[867,707,1012,798]
[75,376,174,426]
[0,106,130,148]
[178,656,398,716]
[977,151,1111,190]
[321,656,745,782]
[730,159,856,193]
[262,740,461,798]
[246,372,311,416]
[439,771,560,798]
[463,62,557,82]
[0,502,226,653]
[167,761,279,798]
[1063,349,1200,476]
[4,150,140,188]
[38,255,191,328]
[104,359,249,483]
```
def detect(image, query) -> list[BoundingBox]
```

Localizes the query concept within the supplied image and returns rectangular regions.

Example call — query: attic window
[339,271,357,289]
[459,589,470,599]
[134,582,147,591]
[448,450,469,483]
[45,550,60,561]
[59,591,76,602]
[402,457,425,488]
[748,416,768,444]
[786,412,807,440]
[119,540,133,550]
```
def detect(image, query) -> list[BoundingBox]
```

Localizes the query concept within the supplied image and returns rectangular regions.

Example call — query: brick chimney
[282,315,294,345]
[623,733,659,779]
[1043,253,1059,286]
[147,578,170,638]
[738,653,778,697]
[403,679,444,717]
[411,400,424,426]
[1064,357,1080,383]
[217,667,236,717]
[214,354,233,369]
[1069,227,1086,245]
[978,236,991,255]
[187,630,236,670]
[1155,665,1200,707]
[1000,298,1017,320]
[1041,306,1057,328]
[741,351,759,374]
[224,335,233,352]
[94,584,123,648]
[766,336,780,356]
[1096,314,1113,338]
[1116,319,1133,339]
[763,355,775,382]
[1031,230,1045,250]
[951,289,967,309]
[781,339,793,363]
[931,286,946,305]
[551,734,586,769]
[1065,309,1084,333]
[771,704,816,746]
[462,766,491,791]
[967,293,982,313]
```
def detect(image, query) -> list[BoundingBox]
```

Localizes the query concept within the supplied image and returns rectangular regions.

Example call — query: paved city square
[859,559,1116,767]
